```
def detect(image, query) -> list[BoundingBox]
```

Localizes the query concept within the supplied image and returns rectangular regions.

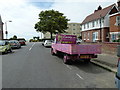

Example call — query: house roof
[82,4,116,24]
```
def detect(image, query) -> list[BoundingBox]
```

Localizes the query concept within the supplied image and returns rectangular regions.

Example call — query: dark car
[9,40,21,49]
[18,40,26,46]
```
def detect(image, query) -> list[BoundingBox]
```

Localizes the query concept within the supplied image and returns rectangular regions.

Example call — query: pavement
[91,53,118,73]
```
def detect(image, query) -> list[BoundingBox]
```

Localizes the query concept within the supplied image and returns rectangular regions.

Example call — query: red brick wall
[81,42,120,55]
[102,27,109,42]
[110,13,120,32]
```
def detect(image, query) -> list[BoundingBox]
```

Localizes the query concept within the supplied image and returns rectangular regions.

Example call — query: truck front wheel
[51,48,55,55]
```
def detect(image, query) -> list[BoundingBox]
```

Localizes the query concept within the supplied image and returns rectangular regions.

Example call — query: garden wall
[81,42,120,55]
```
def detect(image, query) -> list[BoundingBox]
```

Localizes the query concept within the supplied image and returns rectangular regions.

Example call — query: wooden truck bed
[52,44,101,55]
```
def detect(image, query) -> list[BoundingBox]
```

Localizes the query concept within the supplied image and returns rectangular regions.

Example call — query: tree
[34,10,70,39]
[13,35,17,39]
[9,35,17,40]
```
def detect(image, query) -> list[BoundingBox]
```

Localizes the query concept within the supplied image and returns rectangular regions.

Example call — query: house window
[84,24,86,29]
[92,32,98,42]
[84,33,86,39]
[73,29,75,30]
[116,16,120,26]
[102,18,104,23]
[96,20,98,25]
[87,23,89,28]
[92,21,95,27]
[96,32,98,39]
[73,24,75,26]
[88,32,89,37]
[111,34,117,41]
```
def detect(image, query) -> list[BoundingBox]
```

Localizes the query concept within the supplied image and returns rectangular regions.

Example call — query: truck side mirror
[117,45,120,57]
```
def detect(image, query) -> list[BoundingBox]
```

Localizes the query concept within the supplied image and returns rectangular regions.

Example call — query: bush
[112,40,116,42]
[112,39,120,42]
[29,39,41,42]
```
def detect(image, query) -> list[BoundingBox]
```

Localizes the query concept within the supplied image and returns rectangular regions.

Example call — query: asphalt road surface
[2,42,116,88]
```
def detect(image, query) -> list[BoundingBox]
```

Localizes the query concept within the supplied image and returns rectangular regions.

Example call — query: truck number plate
[80,55,89,58]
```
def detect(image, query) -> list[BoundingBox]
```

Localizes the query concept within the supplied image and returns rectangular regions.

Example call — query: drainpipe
[99,15,102,42]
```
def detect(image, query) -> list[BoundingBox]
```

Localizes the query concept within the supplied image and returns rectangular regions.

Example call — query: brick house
[109,1,120,42]
[0,15,4,40]
[81,4,119,42]
[109,12,120,42]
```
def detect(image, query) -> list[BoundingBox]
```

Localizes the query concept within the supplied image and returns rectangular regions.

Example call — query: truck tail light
[117,58,120,67]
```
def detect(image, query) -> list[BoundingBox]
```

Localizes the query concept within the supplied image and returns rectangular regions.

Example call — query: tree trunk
[50,32,53,40]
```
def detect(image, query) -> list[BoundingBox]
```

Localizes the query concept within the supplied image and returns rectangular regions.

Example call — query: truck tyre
[63,54,70,64]
[51,48,55,55]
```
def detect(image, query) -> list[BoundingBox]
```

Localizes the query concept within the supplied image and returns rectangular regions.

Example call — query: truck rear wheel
[63,54,70,64]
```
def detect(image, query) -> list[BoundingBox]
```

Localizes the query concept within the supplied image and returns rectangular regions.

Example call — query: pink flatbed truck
[51,34,101,64]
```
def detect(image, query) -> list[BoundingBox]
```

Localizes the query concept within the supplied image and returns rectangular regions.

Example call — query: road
[2,42,116,88]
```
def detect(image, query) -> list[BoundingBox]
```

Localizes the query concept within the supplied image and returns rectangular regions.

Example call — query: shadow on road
[56,55,107,74]
[69,60,107,74]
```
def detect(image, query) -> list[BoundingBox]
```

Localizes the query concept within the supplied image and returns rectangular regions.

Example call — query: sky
[0,0,117,40]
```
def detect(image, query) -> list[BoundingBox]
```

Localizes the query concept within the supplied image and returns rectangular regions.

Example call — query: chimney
[94,5,102,13]
[98,5,102,10]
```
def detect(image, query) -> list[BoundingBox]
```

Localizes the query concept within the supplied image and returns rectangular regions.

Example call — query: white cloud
[50,1,117,22]
[0,0,117,40]
[0,0,44,40]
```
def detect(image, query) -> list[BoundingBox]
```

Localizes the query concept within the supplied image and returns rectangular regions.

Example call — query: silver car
[9,40,21,49]
[43,40,53,47]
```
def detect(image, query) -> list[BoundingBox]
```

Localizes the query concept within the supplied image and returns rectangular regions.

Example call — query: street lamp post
[5,20,12,39]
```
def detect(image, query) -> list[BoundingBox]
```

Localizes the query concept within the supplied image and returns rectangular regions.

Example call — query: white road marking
[76,73,84,80]
[29,43,35,51]
[29,48,32,51]
[66,65,72,70]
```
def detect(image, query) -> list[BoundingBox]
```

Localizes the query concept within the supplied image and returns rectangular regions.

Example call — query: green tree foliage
[34,10,70,39]
[13,35,17,39]
[9,35,17,40]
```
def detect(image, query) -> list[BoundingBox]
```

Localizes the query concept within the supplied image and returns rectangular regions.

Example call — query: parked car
[76,39,82,44]
[18,40,26,45]
[43,40,53,47]
[9,40,21,49]
[0,40,12,54]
